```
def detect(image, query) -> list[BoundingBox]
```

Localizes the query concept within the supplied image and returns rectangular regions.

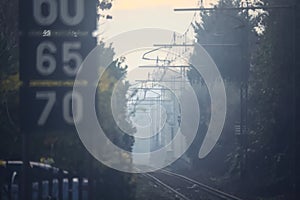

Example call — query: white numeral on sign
[36,41,82,76]
[33,0,84,26]
[36,91,83,125]
[60,0,84,26]
[36,42,57,76]
[63,42,82,76]
[63,91,83,124]
[36,91,56,126]
[33,0,58,25]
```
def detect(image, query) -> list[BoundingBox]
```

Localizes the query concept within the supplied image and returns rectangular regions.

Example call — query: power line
[174,5,293,12]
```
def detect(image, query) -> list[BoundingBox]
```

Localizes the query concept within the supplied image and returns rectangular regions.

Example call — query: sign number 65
[36,41,82,76]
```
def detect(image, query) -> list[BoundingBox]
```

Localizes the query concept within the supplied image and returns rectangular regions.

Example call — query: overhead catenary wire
[128,1,204,147]
[142,0,202,67]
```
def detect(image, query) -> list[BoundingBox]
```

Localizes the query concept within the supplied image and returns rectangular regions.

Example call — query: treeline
[186,0,299,199]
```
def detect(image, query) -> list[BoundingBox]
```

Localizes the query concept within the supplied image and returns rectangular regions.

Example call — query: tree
[187,0,252,178]
[186,0,300,198]
[188,0,300,198]
[0,0,21,160]
[245,0,299,198]
[95,56,136,199]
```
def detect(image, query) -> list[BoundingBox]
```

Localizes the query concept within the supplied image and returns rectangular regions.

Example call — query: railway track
[143,169,243,200]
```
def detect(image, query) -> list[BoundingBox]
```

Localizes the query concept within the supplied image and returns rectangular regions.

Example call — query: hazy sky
[101,1,219,159]
[101,0,219,38]
[99,0,219,82]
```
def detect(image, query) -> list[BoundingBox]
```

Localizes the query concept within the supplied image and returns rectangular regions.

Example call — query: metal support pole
[21,133,30,200]
[239,3,251,179]
[174,5,293,12]
[291,4,297,200]
[21,80,30,200]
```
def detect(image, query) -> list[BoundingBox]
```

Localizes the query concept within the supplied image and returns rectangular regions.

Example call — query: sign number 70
[36,91,83,125]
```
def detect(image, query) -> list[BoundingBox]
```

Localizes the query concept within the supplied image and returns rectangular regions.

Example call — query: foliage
[95,57,135,200]
[188,0,299,198]
[96,57,135,154]
[244,0,299,197]
[98,0,113,10]
[187,0,250,175]
[0,0,20,160]
[191,0,245,83]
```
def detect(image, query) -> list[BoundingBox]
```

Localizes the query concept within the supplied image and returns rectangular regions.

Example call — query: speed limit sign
[20,0,97,131]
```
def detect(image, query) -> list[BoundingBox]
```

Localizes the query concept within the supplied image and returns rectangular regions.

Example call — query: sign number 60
[33,0,84,26]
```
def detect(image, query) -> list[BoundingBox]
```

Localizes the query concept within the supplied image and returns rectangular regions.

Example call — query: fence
[0,161,90,200]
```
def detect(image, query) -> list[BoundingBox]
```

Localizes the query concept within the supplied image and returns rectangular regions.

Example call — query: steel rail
[142,173,192,200]
[160,169,243,200]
